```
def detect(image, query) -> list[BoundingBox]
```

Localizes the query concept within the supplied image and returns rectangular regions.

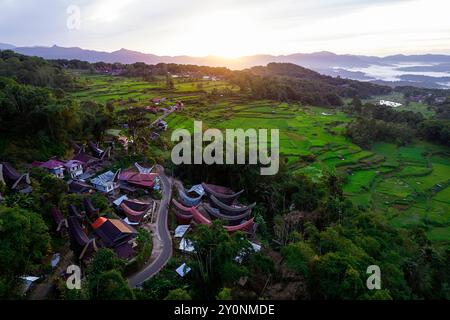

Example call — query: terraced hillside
[70,73,450,243]
[71,72,236,106]
[166,100,450,243]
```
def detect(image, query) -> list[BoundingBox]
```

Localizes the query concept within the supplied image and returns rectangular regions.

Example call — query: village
[0,97,260,296]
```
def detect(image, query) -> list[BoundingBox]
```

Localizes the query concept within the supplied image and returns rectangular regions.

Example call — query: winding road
[128,164,173,288]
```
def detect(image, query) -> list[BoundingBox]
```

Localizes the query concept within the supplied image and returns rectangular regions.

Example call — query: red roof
[92,217,107,229]
[118,169,156,188]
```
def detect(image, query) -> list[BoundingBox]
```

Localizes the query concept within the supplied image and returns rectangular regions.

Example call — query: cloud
[0,0,449,55]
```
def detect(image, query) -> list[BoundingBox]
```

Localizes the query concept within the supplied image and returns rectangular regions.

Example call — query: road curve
[128,164,173,288]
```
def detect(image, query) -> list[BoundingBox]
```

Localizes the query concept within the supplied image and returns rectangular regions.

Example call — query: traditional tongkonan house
[0,162,32,193]
[72,152,100,168]
[119,199,152,224]
[83,197,100,220]
[209,194,256,216]
[51,207,68,233]
[172,198,195,225]
[173,182,257,234]
[71,141,85,154]
[68,204,86,221]
[201,183,244,206]
[203,203,251,225]
[177,187,202,207]
[68,180,93,194]
[88,141,111,160]
[32,159,65,179]
[91,217,137,259]
[68,216,97,260]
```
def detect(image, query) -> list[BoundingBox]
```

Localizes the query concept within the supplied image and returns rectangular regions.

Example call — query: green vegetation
[87,249,134,300]
[64,67,449,246]
[0,54,449,300]
[0,53,113,162]
[186,221,251,299]
[0,50,75,90]
[0,206,51,299]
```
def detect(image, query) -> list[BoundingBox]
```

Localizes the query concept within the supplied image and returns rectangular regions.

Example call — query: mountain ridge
[2,43,450,69]
[2,43,450,88]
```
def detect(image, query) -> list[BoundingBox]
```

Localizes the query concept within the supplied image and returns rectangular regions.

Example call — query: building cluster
[1,140,160,264]
[94,65,124,75]
[178,183,255,231]
[48,160,160,263]
[0,162,32,194]
[30,141,112,183]
[171,182,260,278]
[172,182,257,249]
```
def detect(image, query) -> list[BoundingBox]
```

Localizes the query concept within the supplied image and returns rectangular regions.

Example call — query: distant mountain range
[2,43,450,89]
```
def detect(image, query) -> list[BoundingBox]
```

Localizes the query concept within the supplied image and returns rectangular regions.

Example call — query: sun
[185,11,261,58]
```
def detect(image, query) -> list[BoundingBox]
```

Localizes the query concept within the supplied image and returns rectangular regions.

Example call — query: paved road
[128,165,173,288]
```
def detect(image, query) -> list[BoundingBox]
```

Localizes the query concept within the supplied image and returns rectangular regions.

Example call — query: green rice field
[71,73,450,243]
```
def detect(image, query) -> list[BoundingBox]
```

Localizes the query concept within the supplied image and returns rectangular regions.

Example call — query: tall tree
[187,221,250,299]
[0,206,50,298]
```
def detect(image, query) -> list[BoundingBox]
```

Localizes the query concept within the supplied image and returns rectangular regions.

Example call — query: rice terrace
[71,72,450,244]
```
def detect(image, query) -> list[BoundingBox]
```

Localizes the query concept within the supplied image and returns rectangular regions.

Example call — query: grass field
[71,73,450,243]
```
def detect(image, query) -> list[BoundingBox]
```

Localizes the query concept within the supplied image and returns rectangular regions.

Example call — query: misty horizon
[3,42,450,59]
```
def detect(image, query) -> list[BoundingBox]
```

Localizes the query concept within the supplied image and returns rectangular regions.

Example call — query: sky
[1,0,450,57]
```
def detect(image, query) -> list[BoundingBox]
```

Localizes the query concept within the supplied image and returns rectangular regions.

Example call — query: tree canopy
[0,206,50,299]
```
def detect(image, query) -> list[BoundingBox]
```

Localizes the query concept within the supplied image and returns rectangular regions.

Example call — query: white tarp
[379,100,402,108]
[20,276,40,294]
[250,242,262,252]
[175,263,192,277]
[175,225,190,238]
[235,241,262,263]
[179,238,196,253]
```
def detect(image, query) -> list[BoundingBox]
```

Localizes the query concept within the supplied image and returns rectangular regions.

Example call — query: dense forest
[345,98,450,148]
[0,50,75,90]
[0,51,112,162]
[167,161,450,299]
[238,63,392,104]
